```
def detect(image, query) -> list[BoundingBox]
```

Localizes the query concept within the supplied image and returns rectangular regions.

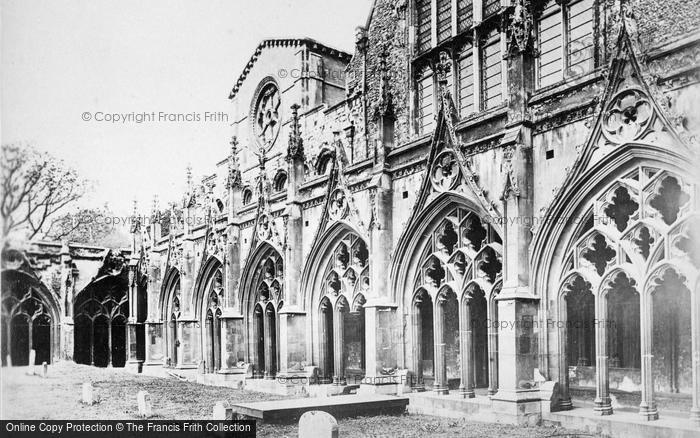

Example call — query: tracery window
[536,0,595,88]
[557,166,697,415]
[411,208,503,393]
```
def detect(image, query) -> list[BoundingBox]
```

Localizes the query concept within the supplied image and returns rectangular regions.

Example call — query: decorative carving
[227,136,242,189]
[431,151,460,191]
[257,214,272,241]
[328,189,349,221]
[602,89,653,143]
[287,103,305,162]
[254,82,281,147]
[506,0,534,56]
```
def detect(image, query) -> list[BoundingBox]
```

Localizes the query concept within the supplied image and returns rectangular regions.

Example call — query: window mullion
[473,31,481,111]
[561,5,570,78]
[431,0,438,47]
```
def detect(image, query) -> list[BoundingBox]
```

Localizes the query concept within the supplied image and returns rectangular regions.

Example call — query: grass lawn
[1,362,593,437]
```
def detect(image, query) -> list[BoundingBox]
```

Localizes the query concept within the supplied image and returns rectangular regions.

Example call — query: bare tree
[1,143,89,241]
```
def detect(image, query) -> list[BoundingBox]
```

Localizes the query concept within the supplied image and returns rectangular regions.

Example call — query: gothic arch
[1,269,61,366]
[301,222,370,376]
[533,150,697,418]
[392,193,503,394]
[159,267,181,367]
[193,256,224,373]
[73,272,129,367]
[239,241,284,377]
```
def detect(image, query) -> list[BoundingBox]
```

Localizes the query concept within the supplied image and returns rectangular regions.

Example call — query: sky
[1,0,372,218]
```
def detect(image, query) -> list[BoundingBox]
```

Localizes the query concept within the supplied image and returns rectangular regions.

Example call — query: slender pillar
[594,295,612,415]
[639,294,658,420]
[412,301,425,391]
[264,308,275,379]
[433,296,448,395]
[333,304,346,386]
[558,296,573,410]
[460,298,475,398]
[487,297,499,396]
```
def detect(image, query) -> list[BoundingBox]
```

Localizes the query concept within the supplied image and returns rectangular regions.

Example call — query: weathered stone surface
[212,401,233,420]
[81,382,94,405]
[298,410,338,438]
[137,390,152,418]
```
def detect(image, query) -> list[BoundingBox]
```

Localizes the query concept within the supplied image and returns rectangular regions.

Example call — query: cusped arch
[193,255,223,319]
[392,192,500,307]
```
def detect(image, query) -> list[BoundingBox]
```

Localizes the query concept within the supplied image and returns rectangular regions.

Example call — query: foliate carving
[602,88,653,143]
[431,150,460,191]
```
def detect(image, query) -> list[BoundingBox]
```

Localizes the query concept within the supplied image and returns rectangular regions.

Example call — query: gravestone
[137,391,152,418]
[212,401,233,420]
[81,382,95,404]
[42,362,48,378]
[198,360,206,374]
[298,411,338,438]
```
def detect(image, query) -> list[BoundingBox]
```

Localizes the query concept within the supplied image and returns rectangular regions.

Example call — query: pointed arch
[1,268,62,366]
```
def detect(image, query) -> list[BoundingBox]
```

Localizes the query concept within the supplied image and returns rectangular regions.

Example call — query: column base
[459,386,475,398]
[433,386,449,395]
[594,398,613,416]
[558,397,574,411]
[638,403,659,421]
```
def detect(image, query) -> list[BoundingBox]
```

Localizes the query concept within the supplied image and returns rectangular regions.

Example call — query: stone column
[412,301,425,391]
[691,289,700,425]
[264,307,275,379]
[320,304,333,383]
[557,297,573,410]
[594,296,612,415]
[363,171,396,389]
[333,303,346,386]
[639,294,658,420]
[460,298,475,398]
[251,310,261,377]
[487,297,499,396]
[433,296,448,395]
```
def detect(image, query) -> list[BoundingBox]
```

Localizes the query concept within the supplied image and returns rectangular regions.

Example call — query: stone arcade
[2,0,699,433]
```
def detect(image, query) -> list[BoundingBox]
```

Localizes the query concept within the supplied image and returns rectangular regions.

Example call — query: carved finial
[287,103,305,162]
[227,136,242,190]
[435,51,452,87]
[355,26,368,52]
[507,0,534,56]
